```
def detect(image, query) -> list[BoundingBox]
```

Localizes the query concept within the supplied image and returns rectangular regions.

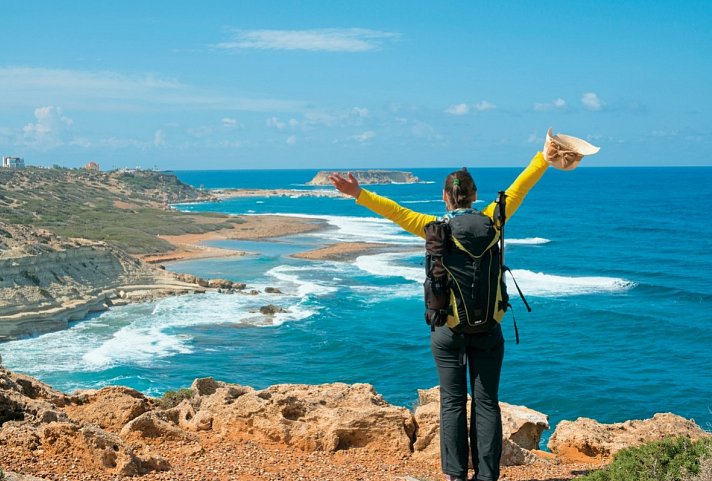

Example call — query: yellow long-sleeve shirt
[355,152,550,238]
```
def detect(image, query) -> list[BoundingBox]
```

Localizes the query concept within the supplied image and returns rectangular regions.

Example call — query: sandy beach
[292,241,408,261]
[141,214,327,264]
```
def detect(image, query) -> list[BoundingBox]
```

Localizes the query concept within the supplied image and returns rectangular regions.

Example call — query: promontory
[307,170,420,185]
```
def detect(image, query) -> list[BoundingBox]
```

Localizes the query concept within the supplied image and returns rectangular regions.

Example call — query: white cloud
[222,117,238,128]
[266,116,286,129]
[352,131,376,142]
[352,107,369,117]
[533,98,567,112]
[21,106,73,149]
[153,129,166,146]
[445,103,470,115]
[581,92,603,111]
[215,28,400,52]
[0,67,304,112]
[286,135,297,145]
[445,101,495,115]
[474,100,496,112]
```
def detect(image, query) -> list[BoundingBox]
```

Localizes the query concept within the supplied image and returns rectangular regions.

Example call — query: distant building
[2,156,25,169]
[84,161,100,171]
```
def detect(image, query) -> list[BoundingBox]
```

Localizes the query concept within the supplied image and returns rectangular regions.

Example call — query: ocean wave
[350,284,420,300]
[505,237,551,245]
[507,269,635,297]
[354,252,423,283]
[256,212,423,245]
[351,252,633,298]
[266,264,338,298]
[401,199,443,204]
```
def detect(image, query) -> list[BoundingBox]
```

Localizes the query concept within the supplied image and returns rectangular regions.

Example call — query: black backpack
[423,192,530,339]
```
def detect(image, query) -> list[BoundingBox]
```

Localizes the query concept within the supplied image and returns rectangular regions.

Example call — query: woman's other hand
[328,172,362,198]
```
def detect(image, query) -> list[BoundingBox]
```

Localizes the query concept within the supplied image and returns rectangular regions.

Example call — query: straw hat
[545,128,600,171]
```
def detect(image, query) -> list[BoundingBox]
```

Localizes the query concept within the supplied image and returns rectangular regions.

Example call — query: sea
[2,166,711,446]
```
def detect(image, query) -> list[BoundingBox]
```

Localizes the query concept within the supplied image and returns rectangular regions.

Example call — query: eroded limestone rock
[548,413,711,462]
[412,386,548,467]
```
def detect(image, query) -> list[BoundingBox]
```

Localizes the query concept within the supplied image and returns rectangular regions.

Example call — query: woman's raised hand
[328,172,362,198]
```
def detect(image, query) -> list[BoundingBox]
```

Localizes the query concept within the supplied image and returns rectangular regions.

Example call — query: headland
[0,167,327,340]
[307,169,421,185]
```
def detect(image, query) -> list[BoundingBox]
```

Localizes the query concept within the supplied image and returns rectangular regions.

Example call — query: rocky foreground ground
[1,368,708,481]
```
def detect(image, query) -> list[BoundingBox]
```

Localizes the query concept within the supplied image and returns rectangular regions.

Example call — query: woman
[329,134,586,481]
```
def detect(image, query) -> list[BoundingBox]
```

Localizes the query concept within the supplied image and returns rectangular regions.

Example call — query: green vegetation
[157,388,193,409]
[0,466,4,480]
[0,167,242,254]
[577,437,712,481]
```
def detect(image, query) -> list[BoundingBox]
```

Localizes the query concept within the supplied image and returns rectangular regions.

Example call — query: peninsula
[0,167,322,340]
[307,169,421,185]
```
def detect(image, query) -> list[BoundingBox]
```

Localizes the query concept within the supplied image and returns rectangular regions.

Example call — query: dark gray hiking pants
[430,324,505,481]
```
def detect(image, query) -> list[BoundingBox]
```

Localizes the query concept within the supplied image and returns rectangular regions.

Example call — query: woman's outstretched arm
[329,173,436,239]
[480,151,549,222]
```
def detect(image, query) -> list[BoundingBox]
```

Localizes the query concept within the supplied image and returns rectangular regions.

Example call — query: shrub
[685,455,712,481]
[578,437,712,481]
[157,388,193,409]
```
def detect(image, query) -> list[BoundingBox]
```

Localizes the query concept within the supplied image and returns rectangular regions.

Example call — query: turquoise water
[2,166,711,445]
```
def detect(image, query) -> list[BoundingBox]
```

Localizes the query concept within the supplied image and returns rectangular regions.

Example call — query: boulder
[259,304,287,315]
[265,287,283,294]
[500,402,549,450]
[0,369,168,475]
[119,410,196,443]
[191,382,416,453]
[208,278,233,289]
[64,386,151,432]
[548,413,711,462]
[40,421,169,475]
[412,386,548,467]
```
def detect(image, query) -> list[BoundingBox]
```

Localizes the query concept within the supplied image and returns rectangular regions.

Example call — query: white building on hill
[2,156,25,169]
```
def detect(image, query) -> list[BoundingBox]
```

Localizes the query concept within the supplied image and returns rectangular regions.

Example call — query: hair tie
[453,179,461,186]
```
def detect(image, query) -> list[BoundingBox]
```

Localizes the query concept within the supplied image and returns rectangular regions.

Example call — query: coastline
[141,214,328,264]
[0,214,328,342]
[1,366,708,481]
[291,241,406,261]
[209,187,344,200]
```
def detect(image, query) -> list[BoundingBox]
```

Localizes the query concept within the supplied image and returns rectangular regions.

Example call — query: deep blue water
[3,166,711,446]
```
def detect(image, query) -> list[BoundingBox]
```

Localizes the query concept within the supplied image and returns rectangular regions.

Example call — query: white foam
[402,199,443,204]
[255,200,264,204]
[257,213,423,245]
[351,284,420,300]
[354,252,423,283]
[505,237,551,245]
[507,269,634,297]
[266,264,338,297]
[352,252,633,298]
[82,293,274,369]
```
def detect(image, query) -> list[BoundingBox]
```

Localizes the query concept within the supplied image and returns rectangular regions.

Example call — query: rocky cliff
[0,223,233,341]
[307,170,421,185]
[1,368,708,480]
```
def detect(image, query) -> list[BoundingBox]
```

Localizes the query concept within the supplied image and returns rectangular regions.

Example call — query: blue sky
[1,0,710,169]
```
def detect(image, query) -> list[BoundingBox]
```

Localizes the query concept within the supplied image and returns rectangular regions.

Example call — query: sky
[1,0,711,169]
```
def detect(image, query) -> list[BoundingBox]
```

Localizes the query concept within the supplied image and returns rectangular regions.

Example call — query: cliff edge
[1,368,708,480]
